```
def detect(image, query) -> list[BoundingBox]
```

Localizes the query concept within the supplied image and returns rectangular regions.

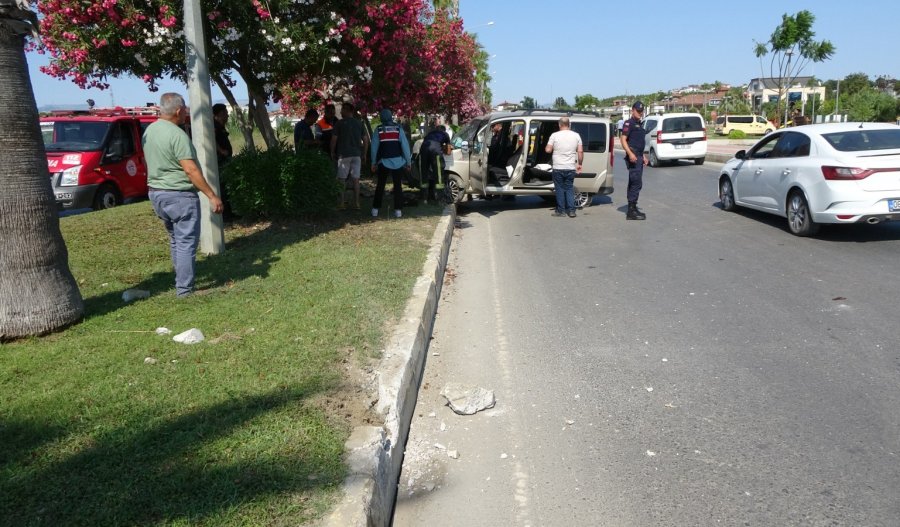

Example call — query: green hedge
[727,129,747,139]
[222,143,341,217]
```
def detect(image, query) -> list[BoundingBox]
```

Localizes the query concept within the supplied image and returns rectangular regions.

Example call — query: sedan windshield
[44,122,110,152]
[823,129,900,152]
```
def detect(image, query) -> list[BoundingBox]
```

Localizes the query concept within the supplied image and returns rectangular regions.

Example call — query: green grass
[1,199,443,526]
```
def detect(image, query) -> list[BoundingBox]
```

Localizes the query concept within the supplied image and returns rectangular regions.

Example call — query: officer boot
[626,202,646,220]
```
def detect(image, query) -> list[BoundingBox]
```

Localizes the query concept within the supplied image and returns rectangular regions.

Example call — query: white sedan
[718,122,900,236]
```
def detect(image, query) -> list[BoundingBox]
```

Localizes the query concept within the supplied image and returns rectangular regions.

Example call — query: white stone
[144,357,158,365]
[173,328,205,344]
[447,450,459,459]
[155,327,172,335]
[433,443,446,450]
[440,383,496,415]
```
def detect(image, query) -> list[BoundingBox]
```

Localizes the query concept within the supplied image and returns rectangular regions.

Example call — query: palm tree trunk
[0,22,84,339]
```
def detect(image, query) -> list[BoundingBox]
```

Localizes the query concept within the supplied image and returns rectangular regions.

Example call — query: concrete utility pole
[183,0,225,255]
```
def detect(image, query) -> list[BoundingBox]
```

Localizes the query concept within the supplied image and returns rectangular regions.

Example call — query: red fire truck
[40,106,158,210]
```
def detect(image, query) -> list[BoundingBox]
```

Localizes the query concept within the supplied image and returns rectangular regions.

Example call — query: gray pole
[184,0,224,255]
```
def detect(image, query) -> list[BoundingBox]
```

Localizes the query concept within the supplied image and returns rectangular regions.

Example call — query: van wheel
[648,149,659,167]
[93,183,122,210]
[443,174,466,205]
[694,157,705,165]
[764,129,773,135]
[574,192,593,209]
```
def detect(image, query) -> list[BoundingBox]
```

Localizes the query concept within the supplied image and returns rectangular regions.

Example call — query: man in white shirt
[544,117,584,218]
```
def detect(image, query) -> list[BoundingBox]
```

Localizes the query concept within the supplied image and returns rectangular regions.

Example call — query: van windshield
[44,121,110,152]
[662,116,703,133]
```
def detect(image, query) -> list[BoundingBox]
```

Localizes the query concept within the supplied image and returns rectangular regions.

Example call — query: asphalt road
[393,159,900,527]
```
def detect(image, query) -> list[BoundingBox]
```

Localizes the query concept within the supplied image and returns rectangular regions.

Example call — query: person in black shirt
[212,103,232,165]
[619,101,649,220]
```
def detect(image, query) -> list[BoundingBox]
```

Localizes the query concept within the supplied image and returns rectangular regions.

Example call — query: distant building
[494,101,520,112]
[747,77,825,112]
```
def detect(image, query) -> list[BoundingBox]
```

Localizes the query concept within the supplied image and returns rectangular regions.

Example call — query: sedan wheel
[787,191,820,236]
[719,177,736,211]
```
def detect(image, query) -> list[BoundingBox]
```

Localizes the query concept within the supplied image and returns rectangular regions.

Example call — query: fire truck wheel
[93,183,122,210]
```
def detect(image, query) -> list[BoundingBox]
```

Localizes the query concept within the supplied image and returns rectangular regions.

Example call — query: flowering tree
[35,0,349,148]
[1,0,83,338]
[279,4,480,120]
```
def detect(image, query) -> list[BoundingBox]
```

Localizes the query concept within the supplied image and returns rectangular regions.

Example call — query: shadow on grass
[82,199,447,320]
[0,382,340,526]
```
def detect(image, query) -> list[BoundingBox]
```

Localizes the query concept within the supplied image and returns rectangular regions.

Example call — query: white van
[428,110,615,208]
[714,114,775,136]
[642,113,707,166]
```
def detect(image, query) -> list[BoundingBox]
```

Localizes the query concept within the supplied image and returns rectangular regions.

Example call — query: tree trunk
[0,24,84,339]
[247,87,278,149]
[213,75,256,153]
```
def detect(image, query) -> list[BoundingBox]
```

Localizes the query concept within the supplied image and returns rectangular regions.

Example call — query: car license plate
[675,144,689,150]
[889,199,900,212]
[56,192,72,200]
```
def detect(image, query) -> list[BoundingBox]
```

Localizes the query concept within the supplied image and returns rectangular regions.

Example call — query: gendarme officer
[620,101,649,220]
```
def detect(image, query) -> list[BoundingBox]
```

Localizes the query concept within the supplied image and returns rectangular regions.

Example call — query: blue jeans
[150,190,201,296]
[552,169,576,213]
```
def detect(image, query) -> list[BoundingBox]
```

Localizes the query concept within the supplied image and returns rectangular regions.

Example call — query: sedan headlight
[59,165,82,186]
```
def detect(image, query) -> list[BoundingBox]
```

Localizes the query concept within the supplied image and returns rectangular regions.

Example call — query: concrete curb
[322,205,456,527]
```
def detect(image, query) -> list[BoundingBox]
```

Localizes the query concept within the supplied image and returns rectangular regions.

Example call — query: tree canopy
[34,0,481,148]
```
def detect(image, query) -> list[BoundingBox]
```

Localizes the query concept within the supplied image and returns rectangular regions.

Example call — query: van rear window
[661,117,703,133]
[571,122,608,152]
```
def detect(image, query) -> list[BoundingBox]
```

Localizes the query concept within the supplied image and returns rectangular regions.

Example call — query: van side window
[570,122,608,152]
[731,116,752,124]
[106,122,136,159]
[644,120,658,135]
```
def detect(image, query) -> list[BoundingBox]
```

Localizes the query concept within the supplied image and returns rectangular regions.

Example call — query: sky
[26,0,900,110]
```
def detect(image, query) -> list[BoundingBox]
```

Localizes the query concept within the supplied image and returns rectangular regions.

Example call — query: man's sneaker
[567,211,577,218]
[551,211,566,217]
[626,203,646,220]
[371,208,379,217]
[394,210,402,218]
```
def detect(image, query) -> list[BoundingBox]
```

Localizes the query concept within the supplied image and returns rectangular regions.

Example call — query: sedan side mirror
[734,150,746,160]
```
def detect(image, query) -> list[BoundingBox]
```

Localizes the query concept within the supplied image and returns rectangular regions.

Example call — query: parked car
[426,110,615,208]
[718,122,900,236]
[41,108,157,210]
[714,114,775,136]
[642,112,707,166]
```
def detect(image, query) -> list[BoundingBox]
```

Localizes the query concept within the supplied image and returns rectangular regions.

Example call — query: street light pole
[783,50,793,127]
[183,0,224,255]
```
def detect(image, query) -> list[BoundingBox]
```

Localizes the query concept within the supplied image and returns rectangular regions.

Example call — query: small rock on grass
[173,328,205,344]
[155,327,172,335]
[144,357,158,365]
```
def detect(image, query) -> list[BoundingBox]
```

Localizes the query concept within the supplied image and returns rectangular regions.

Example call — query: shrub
[728,129,747,139]
[222,142,340,217]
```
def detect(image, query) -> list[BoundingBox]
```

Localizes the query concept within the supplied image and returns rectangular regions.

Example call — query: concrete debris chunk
[122,289,150,302]
[440,382,496,415]
[447,450,459,459]
[173,328,205,344]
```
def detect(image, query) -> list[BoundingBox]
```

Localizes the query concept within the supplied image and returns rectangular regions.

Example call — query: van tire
[648,149,659,167]
[574,192,593,209]
[443,174,466,205]
[694,157,705,165]
[93,183,122,210]
[764,129,773,135]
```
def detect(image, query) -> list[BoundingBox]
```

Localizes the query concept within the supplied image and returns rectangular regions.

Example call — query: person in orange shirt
[316,103,337,156]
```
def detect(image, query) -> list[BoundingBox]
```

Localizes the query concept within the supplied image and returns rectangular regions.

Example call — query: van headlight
[59,165,81,186]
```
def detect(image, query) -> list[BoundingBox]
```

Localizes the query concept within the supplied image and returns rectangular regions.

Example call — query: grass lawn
[1,196,443,526]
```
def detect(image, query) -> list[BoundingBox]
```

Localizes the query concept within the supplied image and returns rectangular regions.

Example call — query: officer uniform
[370,108,412,218]
[621,101,647,220]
